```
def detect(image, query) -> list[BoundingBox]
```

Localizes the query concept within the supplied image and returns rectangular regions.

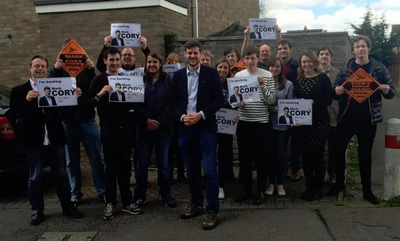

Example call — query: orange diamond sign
[341,68,381,103]
[231,59,246,76]
[57,39,88,77]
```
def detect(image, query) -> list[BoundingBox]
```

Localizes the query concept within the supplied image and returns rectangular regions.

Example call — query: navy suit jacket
[170,65,224,133]
[110,91,126,101]
[278,115,293,125]
[229,93,243,104]
[39,96,57,107]
[111,38,124,46]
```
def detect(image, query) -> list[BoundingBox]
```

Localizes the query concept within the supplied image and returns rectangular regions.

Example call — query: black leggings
[301,143,325,190]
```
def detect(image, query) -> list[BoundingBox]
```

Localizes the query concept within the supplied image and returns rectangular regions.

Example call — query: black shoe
[307,190,322,202]
[325,184,346,197]
[300,188,313,200]
[180,202,204,219]
[30,211,44,225]
[363,191,380,205]
[161,194,177,208]
[202,211,218,230]
[233,191,252,202]
[71,197,82,207]
[63,206,83,219]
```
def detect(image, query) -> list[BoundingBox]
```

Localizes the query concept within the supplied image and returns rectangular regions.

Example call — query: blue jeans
[27,146,72,212]
[63,119,105,200]
[179,130,219,213]
[134,132,172,199]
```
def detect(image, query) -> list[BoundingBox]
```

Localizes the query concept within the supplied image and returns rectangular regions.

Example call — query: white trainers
[277,185,286,196]
[218,187,225,200]
[265,184,274,195]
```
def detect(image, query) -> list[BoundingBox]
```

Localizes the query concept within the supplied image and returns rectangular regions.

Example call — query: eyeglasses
[122,54,136,58]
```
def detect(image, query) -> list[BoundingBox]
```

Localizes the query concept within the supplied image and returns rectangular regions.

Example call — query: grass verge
[345,137,361,198]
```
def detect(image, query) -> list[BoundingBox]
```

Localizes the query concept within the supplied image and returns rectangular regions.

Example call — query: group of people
[9,24,396,230]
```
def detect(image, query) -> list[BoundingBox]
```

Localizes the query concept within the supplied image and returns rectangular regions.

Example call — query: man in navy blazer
[170,41,224,230]
[111,30,125,46]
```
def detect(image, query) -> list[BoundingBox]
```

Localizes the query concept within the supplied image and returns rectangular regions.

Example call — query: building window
[166,0,188,8]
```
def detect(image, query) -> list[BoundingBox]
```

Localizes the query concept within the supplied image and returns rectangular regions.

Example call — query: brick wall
[198,0,259,37]
[176,32,352,69]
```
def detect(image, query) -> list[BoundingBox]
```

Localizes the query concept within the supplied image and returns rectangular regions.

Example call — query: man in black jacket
[89,47,142,220]
[134,53,176,208]
[48,41,105,207]
[326,35,396,204]
[10,55,83,225]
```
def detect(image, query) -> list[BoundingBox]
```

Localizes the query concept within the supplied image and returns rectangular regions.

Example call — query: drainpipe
[192,0,198,38]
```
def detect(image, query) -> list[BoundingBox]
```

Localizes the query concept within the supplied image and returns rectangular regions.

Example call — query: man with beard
[241,26,275,70]
[89,47,142,220]
[134,53,176,208]
[171,41,224,230]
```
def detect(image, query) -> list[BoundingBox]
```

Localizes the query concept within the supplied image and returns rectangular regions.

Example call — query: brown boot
[202,212,218,230]
[253,192,265,205]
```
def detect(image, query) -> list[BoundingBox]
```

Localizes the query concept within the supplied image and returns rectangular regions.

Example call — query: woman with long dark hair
[295,51,332,201]
[265,57,294,196]
[215,58,235,200]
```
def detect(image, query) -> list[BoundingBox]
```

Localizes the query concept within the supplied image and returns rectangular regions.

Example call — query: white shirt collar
[186,65,201,76]
[29,79,37,90]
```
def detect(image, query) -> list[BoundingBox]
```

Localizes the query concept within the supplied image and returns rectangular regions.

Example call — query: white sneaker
[265,185,274,195]
[218,187,225,200]
[277,185,286,196]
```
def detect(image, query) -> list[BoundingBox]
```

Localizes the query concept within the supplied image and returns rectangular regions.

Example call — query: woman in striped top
[233,46,276,205]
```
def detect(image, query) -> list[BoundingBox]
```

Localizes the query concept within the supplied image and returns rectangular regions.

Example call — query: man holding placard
[89,47,142,220]
[232,46,275,205]
[327,35,396,205]
[10,55,83,225]
[48,39,105,207]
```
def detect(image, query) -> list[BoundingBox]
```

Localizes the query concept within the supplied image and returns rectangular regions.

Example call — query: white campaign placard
[278,99,313,125]
[163,63,186,74]
[37,77,78,108]
[108,76,144,103]
[110,23,141,47]
[249,18,277,40]
[227,76,260,108]
[216,108,239,135]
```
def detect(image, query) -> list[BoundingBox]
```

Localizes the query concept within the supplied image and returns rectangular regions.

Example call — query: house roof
[208,21,246,37]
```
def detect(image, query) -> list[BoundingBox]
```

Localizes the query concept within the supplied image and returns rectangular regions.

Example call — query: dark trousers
[301,143,325,190]
[27,145,72,212]
[217,133,234,188]
[135,132,171,199]
[290,128,302,172]
[236,121,269,193]
[335,123,377,192]
[327,126,336,178]
[168,134,185,179]
[268,129,290,185]
[100,127,132,206]
[179,130,219,213]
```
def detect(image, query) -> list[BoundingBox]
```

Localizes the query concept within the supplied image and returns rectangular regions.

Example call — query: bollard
[383,118,400,200]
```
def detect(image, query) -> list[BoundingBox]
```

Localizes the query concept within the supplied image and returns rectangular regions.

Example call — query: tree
[349,7,400,67]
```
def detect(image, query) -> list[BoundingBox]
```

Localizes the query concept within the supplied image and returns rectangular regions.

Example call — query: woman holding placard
[294,51,332,202]
[266,57,294,196]
[215,58,235,200]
